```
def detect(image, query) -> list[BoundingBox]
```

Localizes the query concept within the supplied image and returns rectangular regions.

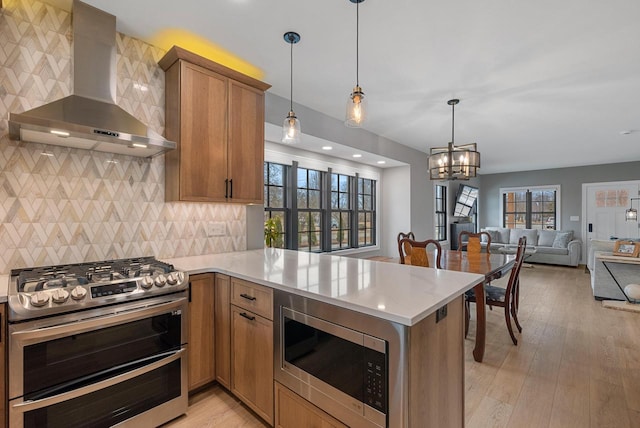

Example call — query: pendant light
[282,31,301,144]
[345,0,367,127]
[428,99,481,180]
[626,198,640,221]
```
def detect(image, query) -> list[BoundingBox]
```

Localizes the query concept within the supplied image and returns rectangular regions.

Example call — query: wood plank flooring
[165,264,640,428]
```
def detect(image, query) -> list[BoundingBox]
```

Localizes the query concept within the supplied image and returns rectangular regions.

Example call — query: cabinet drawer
[231,278,273,320]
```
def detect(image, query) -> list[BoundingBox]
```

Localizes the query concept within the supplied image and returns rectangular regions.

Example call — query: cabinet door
[227,80,265,204]
[231,306,274,424]
[214,274,231,389]
[188,273,215,391]
[180,62,229,202]
[275,382,347,428]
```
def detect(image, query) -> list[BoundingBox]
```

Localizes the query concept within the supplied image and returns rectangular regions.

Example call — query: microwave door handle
[11,348,185,412]
[11,298,186,343]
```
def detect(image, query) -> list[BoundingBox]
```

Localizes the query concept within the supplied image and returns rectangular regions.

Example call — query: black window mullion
[290,161,299,250]
[352,173,360,248]
[322,169,331,252]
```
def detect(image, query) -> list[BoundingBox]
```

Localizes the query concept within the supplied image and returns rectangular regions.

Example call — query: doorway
[582,181,640,263]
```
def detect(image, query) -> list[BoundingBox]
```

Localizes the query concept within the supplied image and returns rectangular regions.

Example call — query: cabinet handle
[239,293,256,301]
[239,312,255,321]
[188,282,192,303]
[224,179,229,198]
[229,179,233,198]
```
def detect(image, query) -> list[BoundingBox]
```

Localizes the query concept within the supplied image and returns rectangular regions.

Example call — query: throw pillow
[496,228,511,244]
[481,229,500,244]
[538,230,556,247]
[552,232,572,248]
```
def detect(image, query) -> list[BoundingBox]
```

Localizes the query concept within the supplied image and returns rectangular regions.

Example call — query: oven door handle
[11,298,186,343]
[11,347,185,412]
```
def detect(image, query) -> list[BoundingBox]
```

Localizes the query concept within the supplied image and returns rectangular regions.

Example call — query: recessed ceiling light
[352,154,362,158]
[620,130,632,135]
[322,146,333,150]
[377,160,386,164]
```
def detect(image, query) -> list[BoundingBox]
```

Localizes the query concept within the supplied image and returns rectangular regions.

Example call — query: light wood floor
[165,265,640,428]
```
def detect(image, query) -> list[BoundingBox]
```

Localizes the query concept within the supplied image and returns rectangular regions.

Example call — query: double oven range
[6,257,190,428]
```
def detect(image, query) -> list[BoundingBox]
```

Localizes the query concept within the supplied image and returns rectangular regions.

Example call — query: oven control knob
[141,276,154,289]
[51,288,70,303]
[31,291,49,307]
[166,273,178,286]
[70,286,87,300]
[155,274,167,287]
[174,271,185,285]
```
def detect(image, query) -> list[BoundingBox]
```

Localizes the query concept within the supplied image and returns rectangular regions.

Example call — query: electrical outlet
[207,222,226,237]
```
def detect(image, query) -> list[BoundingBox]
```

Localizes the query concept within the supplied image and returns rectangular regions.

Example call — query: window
[502,186,559,230]
[264,162,377,252]
[358,177,375,247]
[330,173,351,250]
[434,185,447,241]
[297,167,322,252]
[264,162,287,248]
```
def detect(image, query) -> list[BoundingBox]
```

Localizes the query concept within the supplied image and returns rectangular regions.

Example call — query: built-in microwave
[274,290,409,427]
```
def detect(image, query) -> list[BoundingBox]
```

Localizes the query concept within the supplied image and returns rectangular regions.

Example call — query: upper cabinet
[160,46,271,203]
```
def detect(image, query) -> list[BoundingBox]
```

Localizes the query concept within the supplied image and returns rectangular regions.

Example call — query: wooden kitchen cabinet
[231,280,274,425]
[275,382,347,428]
[188,273,215,391]
[214,274,231,389]
[160,46,270,203]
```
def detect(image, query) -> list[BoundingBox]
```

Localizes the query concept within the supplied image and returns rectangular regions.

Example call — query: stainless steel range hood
[8,0,176,158]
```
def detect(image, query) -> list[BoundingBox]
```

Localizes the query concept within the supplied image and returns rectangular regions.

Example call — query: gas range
[8,256,189,321]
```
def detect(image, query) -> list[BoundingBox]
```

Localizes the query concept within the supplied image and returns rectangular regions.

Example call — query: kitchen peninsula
[167,249,484,428]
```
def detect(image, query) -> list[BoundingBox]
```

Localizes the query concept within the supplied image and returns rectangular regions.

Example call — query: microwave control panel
[364,347,387,413]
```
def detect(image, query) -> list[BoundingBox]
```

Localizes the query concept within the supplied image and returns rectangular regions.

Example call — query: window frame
[434,184,447,241]
[263,162,288,248]
[264,160,378,254]
[499,185,561,230]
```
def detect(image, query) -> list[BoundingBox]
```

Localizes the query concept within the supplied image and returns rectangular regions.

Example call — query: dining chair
[398,238,442,269]
[397,232,416,264]
[465,236,526,345]
[458,231,491,254]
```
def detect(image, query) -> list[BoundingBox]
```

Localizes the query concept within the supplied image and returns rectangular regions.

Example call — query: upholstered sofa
[480,227,582,267]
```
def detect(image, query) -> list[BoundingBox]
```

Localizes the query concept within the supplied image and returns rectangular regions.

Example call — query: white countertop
[166,249,484,326]
[0,275,8,304]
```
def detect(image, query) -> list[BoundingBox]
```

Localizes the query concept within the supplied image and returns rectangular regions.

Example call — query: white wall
[381,166,412,257]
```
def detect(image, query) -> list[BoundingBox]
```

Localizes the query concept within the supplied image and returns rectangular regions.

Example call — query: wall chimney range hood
[8,0,176,158]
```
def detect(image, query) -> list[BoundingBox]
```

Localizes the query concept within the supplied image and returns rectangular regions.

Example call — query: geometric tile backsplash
[0,0,247,273]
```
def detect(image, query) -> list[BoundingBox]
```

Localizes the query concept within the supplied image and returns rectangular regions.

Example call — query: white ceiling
[70,0,640,174]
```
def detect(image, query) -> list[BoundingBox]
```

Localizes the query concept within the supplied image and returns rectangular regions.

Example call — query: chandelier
[428,99,480,180]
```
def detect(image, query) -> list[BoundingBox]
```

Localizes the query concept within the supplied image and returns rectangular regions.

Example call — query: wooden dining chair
[465,236,526,345]
[458,230,491,254]
[397,232,416,264]
[398,238,442,269]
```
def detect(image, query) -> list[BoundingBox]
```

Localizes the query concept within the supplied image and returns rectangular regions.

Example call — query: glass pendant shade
[345,86,367,127]
[626,198,640,221]
[282,110,301,144]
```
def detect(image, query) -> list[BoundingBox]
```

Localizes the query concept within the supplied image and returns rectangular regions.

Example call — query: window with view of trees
[264,162,376,252]
[502,186,559,230]
[358,177,375,247]
[264,162,287,248]
[297,167,322,252]
[434,185,447,241]
[330,173,351,250]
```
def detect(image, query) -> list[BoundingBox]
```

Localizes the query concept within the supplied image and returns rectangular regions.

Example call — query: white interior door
[583,181,640,261]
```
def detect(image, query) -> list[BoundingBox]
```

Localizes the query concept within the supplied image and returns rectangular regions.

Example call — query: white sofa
[480,227,582,267]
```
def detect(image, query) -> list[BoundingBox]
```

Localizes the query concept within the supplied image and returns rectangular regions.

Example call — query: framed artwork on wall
[613,240,640,257]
